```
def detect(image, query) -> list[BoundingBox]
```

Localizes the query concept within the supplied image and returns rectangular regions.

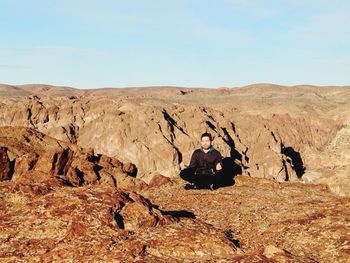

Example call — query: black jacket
[189,146,223,175]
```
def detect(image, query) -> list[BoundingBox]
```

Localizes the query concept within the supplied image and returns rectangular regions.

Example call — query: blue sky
[0,0,349,88]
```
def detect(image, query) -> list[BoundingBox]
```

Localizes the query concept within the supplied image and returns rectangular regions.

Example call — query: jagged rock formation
[1,83,349,195]
[0,126,145,192]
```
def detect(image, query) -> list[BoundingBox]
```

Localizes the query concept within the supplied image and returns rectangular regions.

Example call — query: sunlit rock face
[1,84,349,195]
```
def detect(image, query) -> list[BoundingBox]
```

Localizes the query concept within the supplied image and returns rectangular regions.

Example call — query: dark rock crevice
[51,148,73,176]
[0,147,12,180]
[75,167,85,186]
[8,159,16,180]
[230,122,243,144]
[206,120,217,132]
[26,107,34,127]
[62,124,79,144]
[112,201,126,229]
[157,123,183,164]
[162,109,189,137]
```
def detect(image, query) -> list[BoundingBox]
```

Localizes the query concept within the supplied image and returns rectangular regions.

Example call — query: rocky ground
[1,161,350,262]
[143,176,350,262]
[1,84,350,262]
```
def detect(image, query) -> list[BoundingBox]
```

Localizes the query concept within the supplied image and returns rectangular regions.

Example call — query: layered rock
[0,126,145,192]
[0,83,349,195]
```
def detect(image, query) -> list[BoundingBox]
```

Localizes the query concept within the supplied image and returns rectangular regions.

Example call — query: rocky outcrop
[113,192,175,231]
[0,176,239,261]
[148,173,173,187]
[0,147,11,181]
[0,126,146,192]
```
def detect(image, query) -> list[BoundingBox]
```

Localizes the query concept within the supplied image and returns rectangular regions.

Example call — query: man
[179,132,223,190]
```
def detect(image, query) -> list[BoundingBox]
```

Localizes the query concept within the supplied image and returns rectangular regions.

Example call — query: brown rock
[148,173,172,188]
[50,148,74,176]
[11,152,39,182]
[0,126,145,192]
[0,147,11,181]
[122,162,137,177]
[118,193,171,231]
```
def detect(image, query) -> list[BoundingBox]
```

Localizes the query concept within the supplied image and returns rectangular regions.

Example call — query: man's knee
[180,168,194,181]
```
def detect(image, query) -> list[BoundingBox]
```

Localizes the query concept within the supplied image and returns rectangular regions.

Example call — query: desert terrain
[1,83,350,262]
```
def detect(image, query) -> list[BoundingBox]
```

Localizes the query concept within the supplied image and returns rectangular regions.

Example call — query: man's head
[201,132,213,150]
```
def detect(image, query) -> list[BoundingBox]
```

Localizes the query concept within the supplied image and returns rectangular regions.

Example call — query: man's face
[201,136,212,150]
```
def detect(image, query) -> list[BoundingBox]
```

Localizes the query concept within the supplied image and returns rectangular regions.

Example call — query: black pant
[180,168,221,188]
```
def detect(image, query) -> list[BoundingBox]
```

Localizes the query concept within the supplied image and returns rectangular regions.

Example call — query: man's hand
[234,159,242,166]
[216,162,222,171]
[179,161,187,170]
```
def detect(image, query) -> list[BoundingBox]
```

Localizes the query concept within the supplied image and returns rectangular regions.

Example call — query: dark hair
[201,132,213,141]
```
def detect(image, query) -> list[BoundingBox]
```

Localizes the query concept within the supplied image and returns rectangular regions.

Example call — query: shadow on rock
[162,210,196,219]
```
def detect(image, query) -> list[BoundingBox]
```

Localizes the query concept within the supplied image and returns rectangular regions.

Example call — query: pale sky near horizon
[0,0,349,88]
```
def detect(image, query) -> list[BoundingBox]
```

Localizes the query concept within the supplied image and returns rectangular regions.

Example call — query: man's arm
[189,151,198,171]
[179,151,198,171]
